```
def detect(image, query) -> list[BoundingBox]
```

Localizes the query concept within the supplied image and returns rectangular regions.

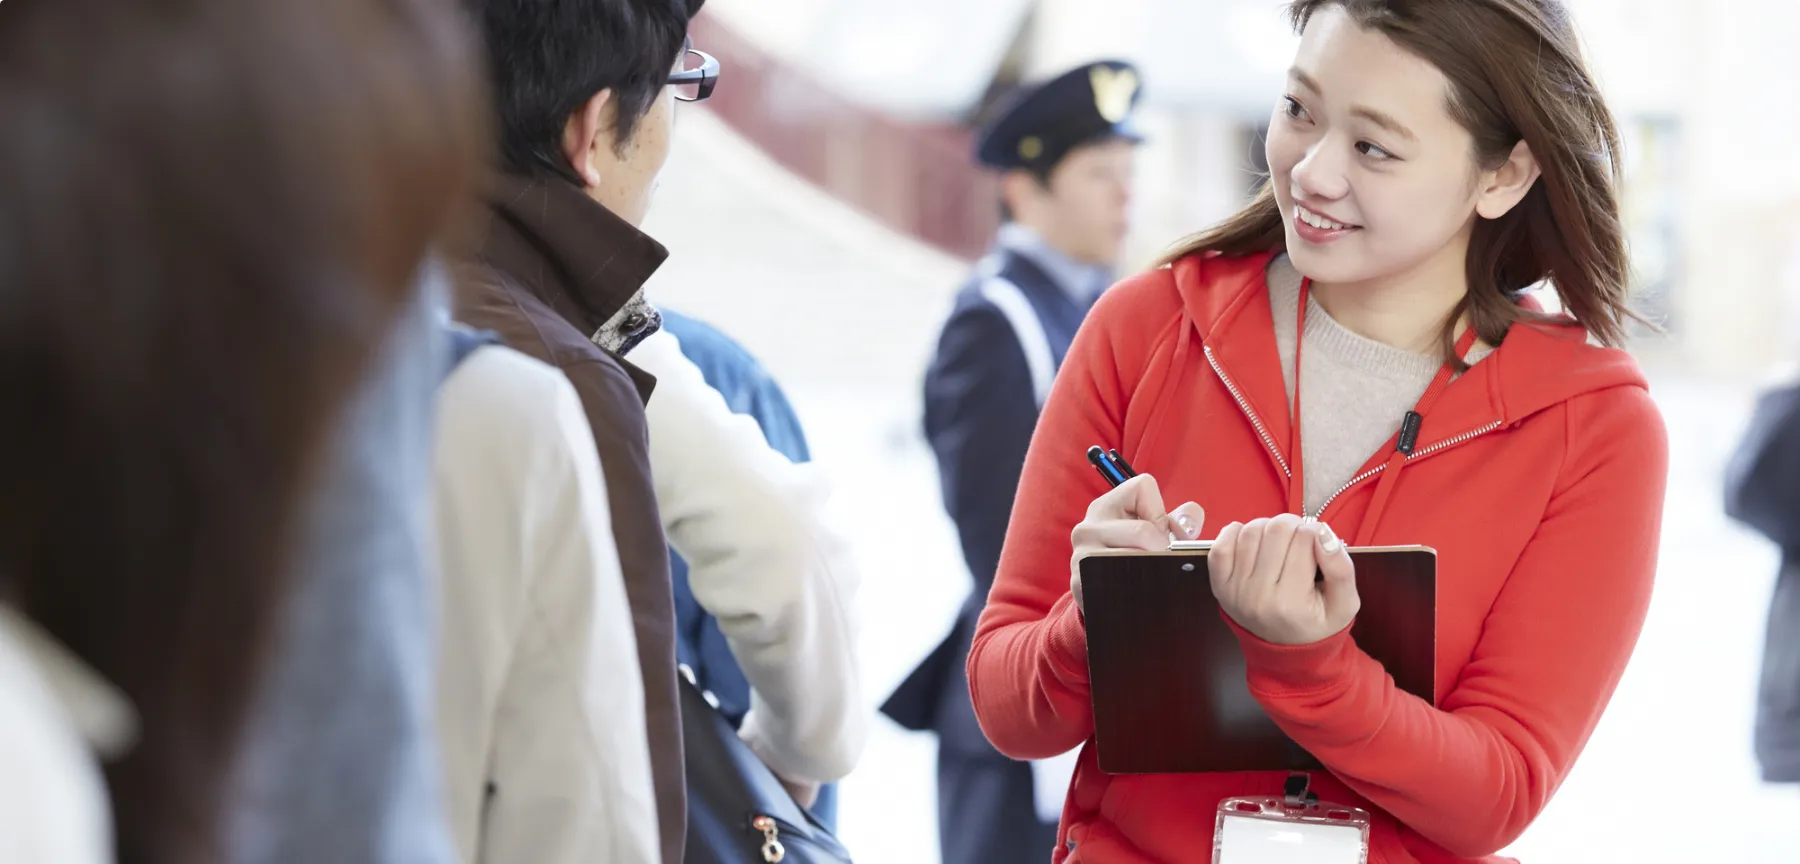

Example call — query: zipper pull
[752,815,785,863]
[1397,411,1423,456]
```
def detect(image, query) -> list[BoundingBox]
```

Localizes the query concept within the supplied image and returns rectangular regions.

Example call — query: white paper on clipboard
[1029,749,1081,823]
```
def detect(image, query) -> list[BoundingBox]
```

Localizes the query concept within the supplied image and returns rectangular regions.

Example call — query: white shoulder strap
[979,277,1055,409]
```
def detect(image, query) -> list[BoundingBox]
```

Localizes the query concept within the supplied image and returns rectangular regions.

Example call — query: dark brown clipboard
[1078,545,1437,774]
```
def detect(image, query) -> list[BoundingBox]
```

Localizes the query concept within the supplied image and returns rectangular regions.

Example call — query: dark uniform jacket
[1726,381,1800,783]
[883,240,1097,757]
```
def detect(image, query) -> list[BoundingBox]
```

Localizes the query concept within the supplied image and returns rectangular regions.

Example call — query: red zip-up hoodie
[968,252,1668,863]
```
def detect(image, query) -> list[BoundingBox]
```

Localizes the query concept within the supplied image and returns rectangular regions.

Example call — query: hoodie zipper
[1204,344,1292,479]
[1206,343,1506,520]
[1307,420,1505,519]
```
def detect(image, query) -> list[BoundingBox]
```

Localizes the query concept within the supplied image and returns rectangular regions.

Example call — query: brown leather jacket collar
[480,172,668,341]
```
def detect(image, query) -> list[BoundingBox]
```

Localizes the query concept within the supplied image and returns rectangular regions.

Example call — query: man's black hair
[465,0,704,185]
[997,159,1056,223]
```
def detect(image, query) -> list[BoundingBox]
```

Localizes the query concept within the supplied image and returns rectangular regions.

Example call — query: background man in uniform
[881,60,1145,864]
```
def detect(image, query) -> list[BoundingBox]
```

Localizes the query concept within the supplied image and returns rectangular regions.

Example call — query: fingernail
[1319,524,1342,554]
[1175,514,1198,539]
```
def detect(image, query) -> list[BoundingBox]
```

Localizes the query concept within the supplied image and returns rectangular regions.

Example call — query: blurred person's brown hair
[1159,0,1645,365]
[0,0,484,860]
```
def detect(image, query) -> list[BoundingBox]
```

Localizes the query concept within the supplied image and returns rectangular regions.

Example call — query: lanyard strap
[1291,278,1478,517]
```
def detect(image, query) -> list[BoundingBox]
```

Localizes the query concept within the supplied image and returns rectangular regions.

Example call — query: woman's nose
[1290,141,1350,202]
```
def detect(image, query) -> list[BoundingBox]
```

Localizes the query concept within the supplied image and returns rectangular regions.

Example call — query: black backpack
[679,667,855,863]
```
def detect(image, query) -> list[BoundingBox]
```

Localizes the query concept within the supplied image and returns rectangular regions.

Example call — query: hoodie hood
[1168,250,1649,448]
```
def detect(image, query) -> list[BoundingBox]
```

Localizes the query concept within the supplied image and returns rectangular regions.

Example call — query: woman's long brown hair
[1160,0,1643,363]
[0,0,484,860]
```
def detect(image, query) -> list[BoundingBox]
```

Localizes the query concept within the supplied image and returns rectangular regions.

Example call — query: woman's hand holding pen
[1208,515,1360,646]
[1069,474,1204,613]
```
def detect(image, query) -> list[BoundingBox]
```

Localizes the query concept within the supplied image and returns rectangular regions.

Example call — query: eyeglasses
[668,46,719,103]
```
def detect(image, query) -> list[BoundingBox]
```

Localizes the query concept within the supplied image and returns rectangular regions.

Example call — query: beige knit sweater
[1266,256,1492,515]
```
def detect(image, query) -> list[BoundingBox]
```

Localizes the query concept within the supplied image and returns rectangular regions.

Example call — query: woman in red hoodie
[968,2,1669,862]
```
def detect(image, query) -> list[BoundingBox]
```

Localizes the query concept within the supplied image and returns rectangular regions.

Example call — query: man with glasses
[454,3,864,861]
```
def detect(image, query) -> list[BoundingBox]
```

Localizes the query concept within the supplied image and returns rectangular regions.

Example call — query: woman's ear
[1475,139,1542,221]
[560,89,614,190]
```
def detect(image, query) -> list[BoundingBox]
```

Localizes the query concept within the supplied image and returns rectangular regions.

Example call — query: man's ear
[560,89,614,190]
[1000,169,1044,221]
[1474,139,1542,221]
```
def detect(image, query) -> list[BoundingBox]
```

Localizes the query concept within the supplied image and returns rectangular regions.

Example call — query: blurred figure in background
[454,1,865,859]
[658,308,842,828]
[1727,377,1800,788]
[227,285,459,864]
[0,0,481,863]
[431,321,659,863]
[880,60,1143,864]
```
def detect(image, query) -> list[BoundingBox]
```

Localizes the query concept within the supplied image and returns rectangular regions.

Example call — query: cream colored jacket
[632,329,866,788]
[0,605,134,864]
[431,345,657,864]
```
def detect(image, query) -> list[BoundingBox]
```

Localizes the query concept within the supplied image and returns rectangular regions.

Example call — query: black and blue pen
[1087,445,1136,488]
[1087,445,1211,550]
[1108,449,1137,478]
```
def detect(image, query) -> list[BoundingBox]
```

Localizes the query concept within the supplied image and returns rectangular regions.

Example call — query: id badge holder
[1213,773,1371,864]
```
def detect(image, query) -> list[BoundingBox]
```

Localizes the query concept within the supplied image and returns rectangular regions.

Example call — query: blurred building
[700,0,1800,373]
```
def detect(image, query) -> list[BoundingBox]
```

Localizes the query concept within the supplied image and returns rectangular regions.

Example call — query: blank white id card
[1213,797,1370,864]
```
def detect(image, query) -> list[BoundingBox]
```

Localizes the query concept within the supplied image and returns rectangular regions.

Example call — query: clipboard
[1079,545,1437,774]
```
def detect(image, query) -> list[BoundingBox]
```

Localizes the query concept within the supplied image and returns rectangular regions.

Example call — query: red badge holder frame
[1213,773,1371,864]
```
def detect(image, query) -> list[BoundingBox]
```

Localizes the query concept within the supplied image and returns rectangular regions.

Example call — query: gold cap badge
[1090,65,1138,125]
[1018,136,1044,161]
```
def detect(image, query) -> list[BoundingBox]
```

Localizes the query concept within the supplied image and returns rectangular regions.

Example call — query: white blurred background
[643,2,1800,860]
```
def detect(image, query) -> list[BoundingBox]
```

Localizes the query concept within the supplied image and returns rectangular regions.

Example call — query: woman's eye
[1356,141,1394,160]
[1281,96,1308,120]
